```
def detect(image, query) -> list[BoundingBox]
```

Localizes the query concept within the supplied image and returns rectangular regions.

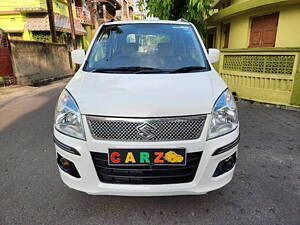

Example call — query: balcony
[207,0,300,25]
[218,47,300,106]
[75,6,91,25]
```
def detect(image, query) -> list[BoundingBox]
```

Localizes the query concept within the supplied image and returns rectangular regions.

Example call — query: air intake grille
[91,152,202,185]
[86,115,206,142]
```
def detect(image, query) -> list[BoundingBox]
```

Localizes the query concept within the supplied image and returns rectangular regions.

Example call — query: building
[133,11,146,20]
[0,0,92,49]
[88,0,120,28]
[206,0,300,107]
[117,0,134,20]
[0,0,134,49]
[88,0,133,30]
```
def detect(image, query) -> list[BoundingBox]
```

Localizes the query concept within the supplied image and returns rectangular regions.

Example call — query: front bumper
[54,115,239,196]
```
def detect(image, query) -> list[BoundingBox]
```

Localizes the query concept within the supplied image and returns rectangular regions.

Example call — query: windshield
[83,23,210,73]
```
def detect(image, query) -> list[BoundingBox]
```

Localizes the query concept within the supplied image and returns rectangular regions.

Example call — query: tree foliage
[136,0,146,19]
[137,0,146,11]
[144,0,213,37]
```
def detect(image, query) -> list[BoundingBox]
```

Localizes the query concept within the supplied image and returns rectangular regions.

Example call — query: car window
[83,24,210,73]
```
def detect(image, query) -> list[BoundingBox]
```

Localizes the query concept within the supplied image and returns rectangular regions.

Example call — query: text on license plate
[108,149,186,166]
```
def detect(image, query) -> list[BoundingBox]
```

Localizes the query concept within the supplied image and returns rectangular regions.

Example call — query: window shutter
[262,13,279,47]
[249,13,279,48]
[223,23,230,48]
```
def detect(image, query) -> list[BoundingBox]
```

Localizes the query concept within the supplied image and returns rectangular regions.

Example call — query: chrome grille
[86,115,206,141]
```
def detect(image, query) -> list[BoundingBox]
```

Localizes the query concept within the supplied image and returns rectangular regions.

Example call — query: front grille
[91,152,202,185]
[86,115,206,142]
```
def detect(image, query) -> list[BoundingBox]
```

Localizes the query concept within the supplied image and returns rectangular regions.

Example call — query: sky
[133,0,139,12]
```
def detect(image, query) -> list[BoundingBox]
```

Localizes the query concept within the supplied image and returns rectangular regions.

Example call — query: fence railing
[218,48,300,106]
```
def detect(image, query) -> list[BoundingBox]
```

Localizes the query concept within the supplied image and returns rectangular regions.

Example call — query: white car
[54,20,239,196]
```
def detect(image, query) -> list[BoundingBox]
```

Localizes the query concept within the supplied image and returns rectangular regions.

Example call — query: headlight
[207,89,238,140]
[54,89,86,140]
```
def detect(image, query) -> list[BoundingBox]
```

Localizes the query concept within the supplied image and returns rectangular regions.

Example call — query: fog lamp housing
[57,153,80,178]
[213,153,237,177]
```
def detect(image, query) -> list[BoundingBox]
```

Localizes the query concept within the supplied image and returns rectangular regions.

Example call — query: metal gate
[0,29,16,85]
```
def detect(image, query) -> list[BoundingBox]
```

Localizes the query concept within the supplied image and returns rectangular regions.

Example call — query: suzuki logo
[136,123,155,140]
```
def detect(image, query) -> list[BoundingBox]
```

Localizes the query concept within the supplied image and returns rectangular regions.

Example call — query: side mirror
[208,48,220,64]
[71,49,85,65]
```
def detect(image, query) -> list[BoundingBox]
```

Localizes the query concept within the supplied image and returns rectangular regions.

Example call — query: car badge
[136,122,155,140]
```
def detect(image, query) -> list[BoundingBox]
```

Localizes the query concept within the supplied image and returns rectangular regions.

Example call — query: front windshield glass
[83,23,210,73]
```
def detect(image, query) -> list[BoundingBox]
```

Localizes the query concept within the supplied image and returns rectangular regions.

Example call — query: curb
[31,74,74,87]
[238,98,300,112]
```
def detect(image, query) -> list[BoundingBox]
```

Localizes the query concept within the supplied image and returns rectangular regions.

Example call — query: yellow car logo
[164,151,184,163]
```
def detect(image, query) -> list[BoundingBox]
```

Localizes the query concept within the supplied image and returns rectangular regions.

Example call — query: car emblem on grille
[136,123,155,140]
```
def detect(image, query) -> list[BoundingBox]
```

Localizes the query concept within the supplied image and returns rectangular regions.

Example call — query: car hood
[66,70,227,117]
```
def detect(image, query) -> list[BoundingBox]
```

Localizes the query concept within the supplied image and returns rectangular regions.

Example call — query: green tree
[137,0,146,19]
[145,0,213,37]
[137,0,145,11]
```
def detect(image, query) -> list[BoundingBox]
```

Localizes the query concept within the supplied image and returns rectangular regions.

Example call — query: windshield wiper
[90,67,139,73]
[90,66,168,73]
[133,67,169,74]
[169,66,207,73]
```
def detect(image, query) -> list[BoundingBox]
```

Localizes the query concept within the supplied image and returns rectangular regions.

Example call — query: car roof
[104,19,191,26]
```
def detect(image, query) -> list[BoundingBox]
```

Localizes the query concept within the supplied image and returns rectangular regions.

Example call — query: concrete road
[0,80,299,225]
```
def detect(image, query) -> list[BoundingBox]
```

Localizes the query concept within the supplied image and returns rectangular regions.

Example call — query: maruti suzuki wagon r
[54,20,239,196]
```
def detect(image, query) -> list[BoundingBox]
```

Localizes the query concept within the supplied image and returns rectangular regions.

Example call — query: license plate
[108,149,186,166]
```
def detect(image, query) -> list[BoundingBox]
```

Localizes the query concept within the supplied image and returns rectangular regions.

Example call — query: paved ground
[0,80,299,225]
